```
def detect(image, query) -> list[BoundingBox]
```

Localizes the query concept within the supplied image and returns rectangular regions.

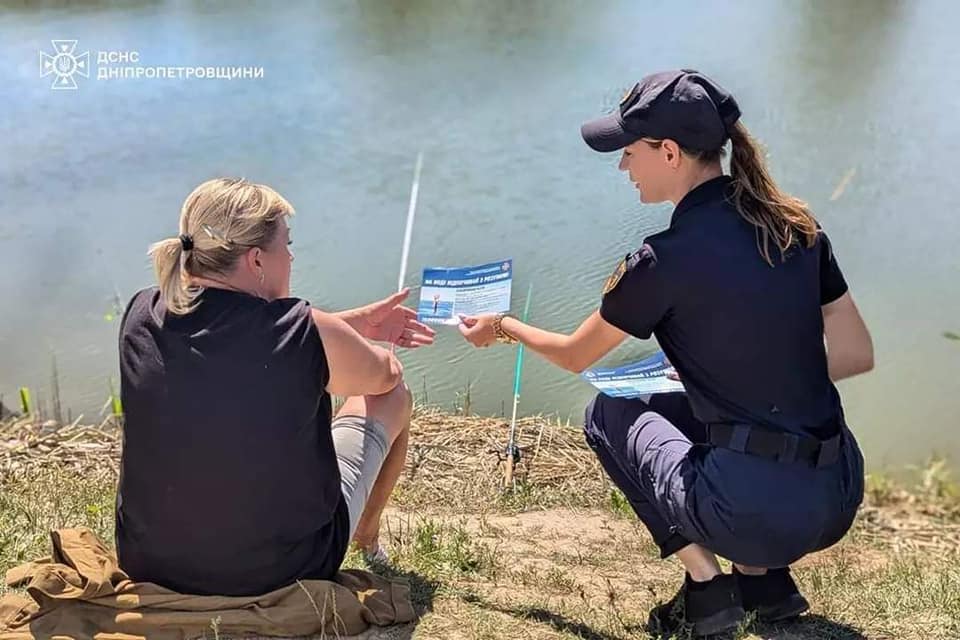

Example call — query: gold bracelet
[494,313,519,345]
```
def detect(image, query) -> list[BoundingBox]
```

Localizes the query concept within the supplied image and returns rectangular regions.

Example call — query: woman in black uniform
[459,70,873,636]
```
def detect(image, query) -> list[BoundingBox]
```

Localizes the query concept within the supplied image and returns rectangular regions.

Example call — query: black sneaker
[647,573,745,637]
[734,567,810,622]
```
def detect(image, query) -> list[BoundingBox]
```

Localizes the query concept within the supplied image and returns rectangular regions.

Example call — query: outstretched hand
[355,288,436,349]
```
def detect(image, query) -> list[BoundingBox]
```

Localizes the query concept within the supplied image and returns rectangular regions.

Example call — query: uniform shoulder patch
[602,257,628,295]
[602,244,659,296]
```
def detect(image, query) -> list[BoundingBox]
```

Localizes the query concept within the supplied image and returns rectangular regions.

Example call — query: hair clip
[201,224,232,248]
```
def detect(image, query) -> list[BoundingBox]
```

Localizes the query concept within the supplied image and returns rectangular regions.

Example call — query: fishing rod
[396,151,423,295]
[392,151,423,353]
[504,282,533,489]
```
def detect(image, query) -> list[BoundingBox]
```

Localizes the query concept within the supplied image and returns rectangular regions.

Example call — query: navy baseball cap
[581,69,741,152]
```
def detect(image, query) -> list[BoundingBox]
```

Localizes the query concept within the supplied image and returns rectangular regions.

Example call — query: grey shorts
[332,414,390,537]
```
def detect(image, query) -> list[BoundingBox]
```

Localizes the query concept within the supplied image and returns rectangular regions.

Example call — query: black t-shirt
[600,176,848,437]
[116,286,349,596]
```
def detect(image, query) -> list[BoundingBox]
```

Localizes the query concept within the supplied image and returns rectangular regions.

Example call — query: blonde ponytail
[148,237,195,315]
[149,177,294,315]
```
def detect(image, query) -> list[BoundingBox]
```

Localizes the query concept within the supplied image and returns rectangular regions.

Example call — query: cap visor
[581,113,638,152]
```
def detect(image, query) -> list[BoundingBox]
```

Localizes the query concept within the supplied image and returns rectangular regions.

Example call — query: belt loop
[816,433,842,468]
[729,424,750,452]
[780,432,800,463]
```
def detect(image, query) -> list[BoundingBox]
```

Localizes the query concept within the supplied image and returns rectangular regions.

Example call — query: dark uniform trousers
[584,392,864,567]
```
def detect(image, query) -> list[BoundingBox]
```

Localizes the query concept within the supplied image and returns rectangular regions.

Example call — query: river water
[1,0,958,467]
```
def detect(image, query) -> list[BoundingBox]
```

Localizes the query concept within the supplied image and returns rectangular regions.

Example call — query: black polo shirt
[600,176,848,437]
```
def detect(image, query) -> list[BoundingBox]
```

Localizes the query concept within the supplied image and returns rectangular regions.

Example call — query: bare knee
[366,381,412,443]
[381,381,412,421]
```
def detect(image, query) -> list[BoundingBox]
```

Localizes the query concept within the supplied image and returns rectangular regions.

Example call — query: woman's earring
[258,271,265,284]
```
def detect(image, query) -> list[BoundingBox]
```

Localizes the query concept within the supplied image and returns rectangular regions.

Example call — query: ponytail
[149,178,294,315]
[148,237,199,315]
[727,121,818,266]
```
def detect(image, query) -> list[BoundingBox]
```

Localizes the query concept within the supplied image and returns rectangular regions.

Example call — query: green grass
[1,414,958,639]
[0,468,115,580]
[391,517,500,579]
[608,488,635,519]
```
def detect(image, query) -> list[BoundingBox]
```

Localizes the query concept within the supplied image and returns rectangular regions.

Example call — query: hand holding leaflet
[417,260,513,325]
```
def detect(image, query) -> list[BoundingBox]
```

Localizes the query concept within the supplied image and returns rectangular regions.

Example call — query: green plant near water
[418,374,429,407]
[18,387,32,417]
[11,364,122,427]
[105,379,122,419]
[865,472,900,506]
[454,379,473,417]
[916,456,958,501]
[50,355,64,425]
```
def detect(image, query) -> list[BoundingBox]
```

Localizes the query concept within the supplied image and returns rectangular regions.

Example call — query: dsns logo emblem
[40,40,90,90]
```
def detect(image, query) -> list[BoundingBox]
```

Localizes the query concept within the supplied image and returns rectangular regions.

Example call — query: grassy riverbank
[1,409,958,639]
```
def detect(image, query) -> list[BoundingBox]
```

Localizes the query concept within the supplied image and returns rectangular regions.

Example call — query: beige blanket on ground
[0,528,415,639]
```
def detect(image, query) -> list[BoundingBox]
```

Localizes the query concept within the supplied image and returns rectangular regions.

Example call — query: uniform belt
[705,422,842,468]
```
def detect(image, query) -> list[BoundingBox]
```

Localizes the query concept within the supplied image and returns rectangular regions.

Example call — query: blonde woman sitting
[117,178,434,596]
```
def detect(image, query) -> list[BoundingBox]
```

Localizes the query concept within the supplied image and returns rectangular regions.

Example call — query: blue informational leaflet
[581,351,684,398]
[417,260,513,325]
